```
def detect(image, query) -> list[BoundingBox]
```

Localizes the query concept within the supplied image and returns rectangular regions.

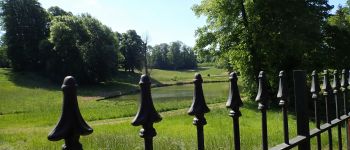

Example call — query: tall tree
[119,30,144,72]
[193,0,331,97]
[0,0,49,71]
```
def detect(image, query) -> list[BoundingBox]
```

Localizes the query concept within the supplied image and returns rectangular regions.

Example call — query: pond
[113,82,230,102]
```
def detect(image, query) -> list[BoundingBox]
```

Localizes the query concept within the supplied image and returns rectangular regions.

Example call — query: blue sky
[6,0,349,46]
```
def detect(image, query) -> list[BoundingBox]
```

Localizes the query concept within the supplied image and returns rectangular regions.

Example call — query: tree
[48,14,118,83]
[148,41,197,70]
[119,30,144,72]
[193,0,331,98]
[47,6,72,17]
[0,0,50,71]
[167,41,183,70]
[323,4,350,69]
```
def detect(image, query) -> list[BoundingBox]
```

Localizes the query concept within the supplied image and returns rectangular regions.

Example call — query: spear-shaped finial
[322,70,332,94]
[188,73,210,116]
[132,74,162,150]
[311,70,321,99]
[342,69,349,91]
[226,72,243,112]
[256,71,269,110]
[277,71,288,106]
[132,74,162,127]
[48,76,93,150]
[332,70,341,93]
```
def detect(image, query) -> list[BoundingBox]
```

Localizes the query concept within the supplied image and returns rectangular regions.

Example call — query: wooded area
[0,0,198,83]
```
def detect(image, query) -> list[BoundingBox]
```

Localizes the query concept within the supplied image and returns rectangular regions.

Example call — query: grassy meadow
[0,67,346,149]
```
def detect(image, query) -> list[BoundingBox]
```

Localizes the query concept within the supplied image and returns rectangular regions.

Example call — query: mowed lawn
[0,68,345,149]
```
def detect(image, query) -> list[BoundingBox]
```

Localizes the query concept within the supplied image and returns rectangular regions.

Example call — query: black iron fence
[48,69,350,150]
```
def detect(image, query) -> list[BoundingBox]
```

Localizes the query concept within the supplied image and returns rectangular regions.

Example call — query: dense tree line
[193,0,350,98]
[148,41,197,70]
[1,0,201,83]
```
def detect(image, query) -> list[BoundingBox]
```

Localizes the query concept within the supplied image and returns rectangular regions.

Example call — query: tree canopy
[193,0,332,97]
[0,0,49,71]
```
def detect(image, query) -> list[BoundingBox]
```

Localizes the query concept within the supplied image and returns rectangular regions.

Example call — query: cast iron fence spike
[311,70,322,149]
[188,73,209,150]
[332,70,341,92]
[132,75,162,126]
[341,69,349,91]
[226,71,242,150]
[188,73,210,116]
[256,71,269,110]
[277,70,290,144]
[311,70,321,99]
[48,76,93,150]
[132,74,162,150]
[322,70,333,149]
[332,70,343,149]
[255,71,269,150]
[277,71,288,106]
[226,72,243,111]
[322,70,332,93]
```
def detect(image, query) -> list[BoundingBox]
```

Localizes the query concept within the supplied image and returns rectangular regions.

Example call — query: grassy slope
[0,68,343,149]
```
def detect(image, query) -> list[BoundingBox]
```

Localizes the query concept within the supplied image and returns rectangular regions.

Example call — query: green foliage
[149,41,197,70]
[193,0,332,98]
[119,30,144,72]
[47,6,72,17]
[323,5,350,69]
[0,0,50,71]
[0,44,10,68]
[48,14,118,83]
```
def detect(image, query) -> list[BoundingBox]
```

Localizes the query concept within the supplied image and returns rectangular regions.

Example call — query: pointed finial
[342,69,349,91]
[188,73,210,116]
[277,71,288,106]
[256,71,269,110]
[132,74,162,127]
[226,72,243,113]
[332,70,341,93]
[311,70,321,99]
[322,70,332,95]
[48,76,93,150]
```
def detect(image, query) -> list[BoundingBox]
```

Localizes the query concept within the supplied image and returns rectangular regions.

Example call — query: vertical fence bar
[277,71,289,144]
[293,70,311,150]
[332,70,342,150]
[132,75,162,150]
[342,69,350,149]
[226,72,243,150]
[188,73,210,150]
[322,70,333,150]
[255,71,269,150]
[47,76,93,150]
[311,70,321,150]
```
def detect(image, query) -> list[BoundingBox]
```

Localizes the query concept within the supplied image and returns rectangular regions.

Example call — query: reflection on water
[114,82,229,102]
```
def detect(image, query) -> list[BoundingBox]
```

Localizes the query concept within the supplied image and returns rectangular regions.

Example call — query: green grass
[149,67,228,84]
[0,67,346,149]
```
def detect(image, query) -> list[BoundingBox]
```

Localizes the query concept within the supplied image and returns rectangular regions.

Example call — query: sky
[2,0,348,46]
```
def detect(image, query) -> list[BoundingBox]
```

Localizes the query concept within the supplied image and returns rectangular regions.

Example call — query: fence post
[322,70,333,150]
[255,71,269,150]
[311,70,321,150]
[277,70,289,145]
[293,70,310,150]
[188,73,210,150]
[48,76,93,150]
[341,69,350,149]
[132,74,162,150]
[226,72,243,150]
[332,70,342,150]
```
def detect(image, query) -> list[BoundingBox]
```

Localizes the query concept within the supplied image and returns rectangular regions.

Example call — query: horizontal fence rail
[47,69,350,150]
